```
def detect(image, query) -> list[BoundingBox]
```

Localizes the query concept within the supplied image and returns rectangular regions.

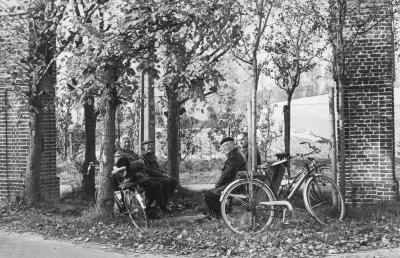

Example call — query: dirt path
[0,231,180,258]
[182,184,213,191]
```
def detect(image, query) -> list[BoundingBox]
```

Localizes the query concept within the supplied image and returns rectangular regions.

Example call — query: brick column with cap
[340,0,398,204]
[0,9,59,204]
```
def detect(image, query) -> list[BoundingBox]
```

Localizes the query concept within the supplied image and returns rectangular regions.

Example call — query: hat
[121,135,130,140]
[220,137,234,145]
[142,140,154,146]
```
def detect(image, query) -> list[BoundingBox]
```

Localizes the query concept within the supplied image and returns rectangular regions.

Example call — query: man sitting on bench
[114,136,164,219]
[141,140,178,212]
[203,137,246,219]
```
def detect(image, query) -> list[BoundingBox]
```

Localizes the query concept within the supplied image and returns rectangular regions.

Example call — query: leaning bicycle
[111,166,149,229]
[219,142,345,235]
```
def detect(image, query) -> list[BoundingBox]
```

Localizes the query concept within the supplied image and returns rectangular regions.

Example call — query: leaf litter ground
[2,191,400,257]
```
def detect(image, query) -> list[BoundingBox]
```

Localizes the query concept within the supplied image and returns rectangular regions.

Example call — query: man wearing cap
[114,136,164,219]
[141,140,178,212]
[203,137,246,218]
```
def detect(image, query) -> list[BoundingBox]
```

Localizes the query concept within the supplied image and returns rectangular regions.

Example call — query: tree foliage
[207,89,246,150]
[138,0,242,180]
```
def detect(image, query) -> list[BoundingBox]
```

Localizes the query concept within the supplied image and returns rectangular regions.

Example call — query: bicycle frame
[279,158,327,199]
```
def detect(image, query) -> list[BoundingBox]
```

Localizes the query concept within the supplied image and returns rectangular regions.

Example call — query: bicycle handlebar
[295,141,320,158]
[271,142,320,162]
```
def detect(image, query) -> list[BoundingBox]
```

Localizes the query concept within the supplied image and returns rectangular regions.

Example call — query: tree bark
[96,63,119,215]
[284,93,292,175]
[63,122,68,160]
[283,104,290,156]
[329,87,338,182]
[337,77,346,197]
[25,103,43,206]
[166,88,180,181]
[82,95,97,201]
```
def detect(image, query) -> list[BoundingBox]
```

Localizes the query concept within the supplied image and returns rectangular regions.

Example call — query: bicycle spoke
[227,193,251,208]
[310,200,328,209]
[124,190,149,229]
[221,179,276,235]
[303,175,345,225]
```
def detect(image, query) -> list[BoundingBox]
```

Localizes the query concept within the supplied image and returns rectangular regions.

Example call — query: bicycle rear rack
[259,200,293,224]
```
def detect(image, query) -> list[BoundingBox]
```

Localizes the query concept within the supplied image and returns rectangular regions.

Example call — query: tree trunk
[25,104,43,207]
[96,62,119,215]
[96,88,118,215]
[329,87,338,182]
[166,88,180,181]
[337,77,346,197]
[283,104,290,156]
[247,101,252,171]
[284,94,292,176]
[63,121,68,160]
[82,95,96,201]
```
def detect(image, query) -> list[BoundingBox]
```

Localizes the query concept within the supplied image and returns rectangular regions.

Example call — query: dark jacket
[141,152,168,178]
[215,147,246,188]
[141,152,160,170]
[240,147,262,166]
[114,149,145,174]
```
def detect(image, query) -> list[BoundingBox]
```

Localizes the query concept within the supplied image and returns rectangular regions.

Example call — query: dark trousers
[131,173,164,207]
[144,168,178,207]
[204,186,226,218]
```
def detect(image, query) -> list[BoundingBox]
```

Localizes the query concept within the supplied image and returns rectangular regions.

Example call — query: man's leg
[167,176,178,194]
[203,188,222,218]
[152,177,171,211]
[135,176,164,219]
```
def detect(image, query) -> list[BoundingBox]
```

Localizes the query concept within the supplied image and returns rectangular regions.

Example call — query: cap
[121,135,130,141]
[220,137,234,145]
[141,140,154,146]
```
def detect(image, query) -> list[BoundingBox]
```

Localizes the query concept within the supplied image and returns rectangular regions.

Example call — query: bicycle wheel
[124,190,149,229]
[220,179,276,235]
[303,175,345,225]
[114,191,124,214]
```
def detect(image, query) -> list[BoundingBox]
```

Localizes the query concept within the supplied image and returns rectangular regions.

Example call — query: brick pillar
[0,8,59,204]
[342,0,398,204]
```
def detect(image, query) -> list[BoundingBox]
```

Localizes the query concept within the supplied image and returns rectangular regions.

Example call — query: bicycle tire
[124,190,149,229]
[220,179,276,235]
[303,174,345,225]
[113,191,124,214]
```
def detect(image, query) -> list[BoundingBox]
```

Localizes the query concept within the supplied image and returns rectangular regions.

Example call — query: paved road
[327,248,400,258]
[0,231,178,258]
[3,230,400,258]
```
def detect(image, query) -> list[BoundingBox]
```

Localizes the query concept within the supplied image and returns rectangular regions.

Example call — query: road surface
[0,231,178,258]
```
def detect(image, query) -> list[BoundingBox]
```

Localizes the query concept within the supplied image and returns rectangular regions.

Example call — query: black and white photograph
[0,0,399,257]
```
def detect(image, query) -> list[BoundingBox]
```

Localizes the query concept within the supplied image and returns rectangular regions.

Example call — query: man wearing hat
[141,140,178,212]
[114,136,164,219]
[203,137,246,218]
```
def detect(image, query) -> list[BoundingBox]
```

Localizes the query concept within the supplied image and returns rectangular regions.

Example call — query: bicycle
[219,142,345,235]
[111,166,149,229]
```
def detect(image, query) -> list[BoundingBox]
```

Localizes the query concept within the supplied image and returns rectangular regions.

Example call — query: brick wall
[0,9,59,204]
[341,0,397,204]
